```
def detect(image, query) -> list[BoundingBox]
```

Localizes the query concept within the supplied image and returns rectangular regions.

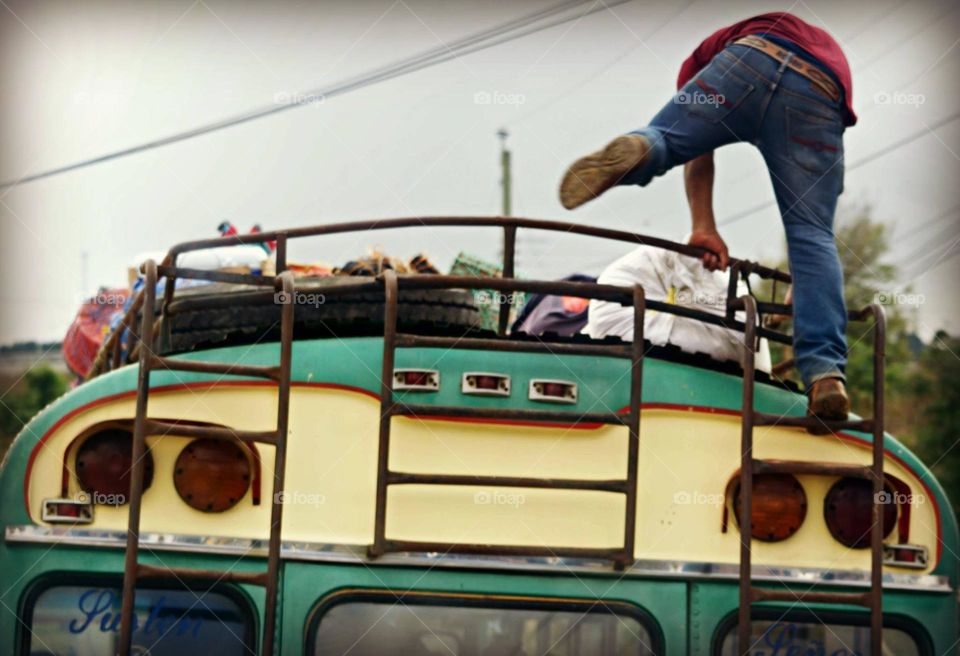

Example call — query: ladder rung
[144,419,278,445]
[753,412,873,433]
[379,539,625,561]
[753,459,875,479]
[394,333,634,358]
[387,471,629,493]
[751,587,872,607]
[137,564,268,586]
[389,403,629,426]
[149,355,280,381]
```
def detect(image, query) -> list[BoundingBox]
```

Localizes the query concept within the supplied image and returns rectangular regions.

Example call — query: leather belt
[733,35,841,104]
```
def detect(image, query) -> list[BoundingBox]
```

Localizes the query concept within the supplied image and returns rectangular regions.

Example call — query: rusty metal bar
[750,588,872,606]
[146,354,280,380]
[386,471,629,493]
[137,564,269,586]
[118,265,296,656]
[143,419,278,445]
[261,271,295,656]
[400,275,634,301]
[118,260,158,656]
[394,333,633,358]
[165,216,791,283]
[275,233,287,274]
[498,224,517,336]
[370,271,642,569]
[737,295,757,656]
[739,301,886,655]
[388,403,629,426]
[753,459,872,479]
[157,265,276,287]
[868,303,886,656]
[370,269,400,559]
[752,412,873,432]
[619,284,645,570]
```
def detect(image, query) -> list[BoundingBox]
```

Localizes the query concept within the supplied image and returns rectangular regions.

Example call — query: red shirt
[677,12,856,126]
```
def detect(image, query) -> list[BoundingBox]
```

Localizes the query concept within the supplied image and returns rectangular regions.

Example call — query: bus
[1,217,955,655]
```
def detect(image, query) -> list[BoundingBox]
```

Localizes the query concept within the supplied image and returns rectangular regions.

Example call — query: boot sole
[559,135,650,210]
[806,389,850,434]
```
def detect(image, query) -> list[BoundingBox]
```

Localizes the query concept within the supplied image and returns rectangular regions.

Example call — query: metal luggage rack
[96,217,886,656]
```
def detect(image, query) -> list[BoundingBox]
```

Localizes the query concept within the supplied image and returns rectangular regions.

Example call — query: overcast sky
[1,0,958,344]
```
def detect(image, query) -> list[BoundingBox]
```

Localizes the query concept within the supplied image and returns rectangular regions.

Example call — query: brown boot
[559,135,650,210]
[807,377,850,433]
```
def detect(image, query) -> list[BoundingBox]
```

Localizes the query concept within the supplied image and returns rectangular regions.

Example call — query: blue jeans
[623,43,848,387]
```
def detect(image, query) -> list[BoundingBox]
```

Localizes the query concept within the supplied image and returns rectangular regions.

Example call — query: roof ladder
[368,268,646,570]
[117,259,295,656]
[734,294,886,656]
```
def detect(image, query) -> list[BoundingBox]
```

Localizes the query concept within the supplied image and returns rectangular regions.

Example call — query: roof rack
[91,215,793,378]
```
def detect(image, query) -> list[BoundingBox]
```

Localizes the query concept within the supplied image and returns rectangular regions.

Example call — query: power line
[892,202,960,243]
[719,110,960,226]
[509,0,698,127]
[0,0,631,191]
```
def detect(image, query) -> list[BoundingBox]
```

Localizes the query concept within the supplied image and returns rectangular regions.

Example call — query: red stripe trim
[22,383,943,566]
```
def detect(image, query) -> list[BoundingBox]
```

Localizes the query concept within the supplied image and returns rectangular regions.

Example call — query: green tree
[905,332,960,515]
[0,365,69,460]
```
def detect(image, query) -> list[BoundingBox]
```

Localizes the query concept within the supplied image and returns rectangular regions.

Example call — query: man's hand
[688,229,729,271]
[683,153,727,270]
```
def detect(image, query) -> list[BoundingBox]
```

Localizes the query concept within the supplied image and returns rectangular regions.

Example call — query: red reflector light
[42,498,94,524]
[896,548,916,562]
[529,379,578,404]
[55,503,79,517]
[475,375,500,390]
[462,372,510,396]
[76,429,154,505]
[174,439,251,513]
[734,474,807,542]
[393,369,439,391]
[404,371,429,386]
[824,477,896,548]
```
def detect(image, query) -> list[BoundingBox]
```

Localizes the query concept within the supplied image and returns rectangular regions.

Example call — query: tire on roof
[155,276,482,354]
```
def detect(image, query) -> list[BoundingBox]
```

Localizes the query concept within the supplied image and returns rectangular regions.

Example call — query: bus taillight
[174,439,251,512]
[75,429,153,506]
[734,474,807,542]
[823,477,896,548]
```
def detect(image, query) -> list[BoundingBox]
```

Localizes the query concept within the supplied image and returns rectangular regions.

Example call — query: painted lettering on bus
[68,589,202,638]
[755,621,863,656]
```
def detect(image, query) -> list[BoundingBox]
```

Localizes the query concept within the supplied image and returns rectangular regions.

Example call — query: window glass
[310,599,656,655]
[25,584,253,656]
[717,619,921,656]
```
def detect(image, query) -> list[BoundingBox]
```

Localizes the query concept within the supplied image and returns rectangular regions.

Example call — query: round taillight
[174,439,250,512]
[824,477,896,548]
[734,474,807,542]
[76,429,153,505]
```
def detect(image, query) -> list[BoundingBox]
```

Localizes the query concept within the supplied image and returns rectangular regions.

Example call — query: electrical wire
[509,0,698,127]
[0,0,632,191]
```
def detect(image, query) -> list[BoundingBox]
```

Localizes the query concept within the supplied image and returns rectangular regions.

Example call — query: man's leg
[762,137,848,401]
[560,49,763,209]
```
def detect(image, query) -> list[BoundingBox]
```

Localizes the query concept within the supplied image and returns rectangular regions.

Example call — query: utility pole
[498,128,511,216]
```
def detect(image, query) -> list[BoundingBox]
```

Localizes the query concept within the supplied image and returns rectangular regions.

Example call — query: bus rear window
[22,583,254,656]
[717,618,923,655]
[308,594,658,655]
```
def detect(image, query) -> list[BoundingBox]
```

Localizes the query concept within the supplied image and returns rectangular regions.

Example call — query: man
[559,12,854,422]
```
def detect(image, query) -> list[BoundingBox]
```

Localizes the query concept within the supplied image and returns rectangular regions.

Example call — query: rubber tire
[157,276,482,354]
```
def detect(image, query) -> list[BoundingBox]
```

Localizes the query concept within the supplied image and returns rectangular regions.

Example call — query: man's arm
[684,152,729,271]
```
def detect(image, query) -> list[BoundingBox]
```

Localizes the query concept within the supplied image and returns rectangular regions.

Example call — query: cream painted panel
[27,389,939,572]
